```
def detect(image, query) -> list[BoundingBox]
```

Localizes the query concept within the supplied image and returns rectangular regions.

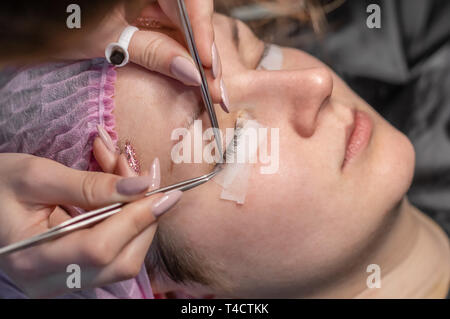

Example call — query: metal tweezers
[177,0,223,156]
[0,0,223,256]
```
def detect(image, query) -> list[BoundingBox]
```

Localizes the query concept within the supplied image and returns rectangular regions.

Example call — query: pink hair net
[0,58,153,299]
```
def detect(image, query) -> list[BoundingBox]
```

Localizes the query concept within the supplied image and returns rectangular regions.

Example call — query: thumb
[128,30,202,86]
[12,156,154,210]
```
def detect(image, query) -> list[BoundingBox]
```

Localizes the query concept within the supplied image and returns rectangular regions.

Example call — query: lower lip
[343,110,373,167]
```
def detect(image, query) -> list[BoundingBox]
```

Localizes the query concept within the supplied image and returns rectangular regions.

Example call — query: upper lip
[343,108,357,152]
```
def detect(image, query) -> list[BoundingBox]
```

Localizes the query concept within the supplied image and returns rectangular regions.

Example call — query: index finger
[37,195,161,270]
[8,155,152,210]
[159,0,215,68]
[185,0,215,68]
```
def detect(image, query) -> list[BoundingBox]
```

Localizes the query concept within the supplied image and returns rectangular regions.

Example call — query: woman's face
[113,14,415,297]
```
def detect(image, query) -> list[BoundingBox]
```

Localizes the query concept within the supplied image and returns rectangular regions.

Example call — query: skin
[107,14,449,298]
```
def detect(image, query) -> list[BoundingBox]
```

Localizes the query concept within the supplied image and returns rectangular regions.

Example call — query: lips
[343,110,373,167]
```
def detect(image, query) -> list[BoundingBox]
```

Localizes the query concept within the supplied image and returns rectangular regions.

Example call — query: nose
[289,68,333,137]
[231,67,333,137]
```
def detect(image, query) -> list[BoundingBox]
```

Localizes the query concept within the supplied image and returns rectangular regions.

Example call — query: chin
[372,126,416,211]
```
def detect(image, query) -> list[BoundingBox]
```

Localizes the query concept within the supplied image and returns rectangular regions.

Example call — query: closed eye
[230,18,269,70]
[256,43,271,69]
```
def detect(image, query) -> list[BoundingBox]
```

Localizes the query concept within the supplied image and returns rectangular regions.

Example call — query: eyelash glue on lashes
[257,44,283,71]
[213,113,267,204]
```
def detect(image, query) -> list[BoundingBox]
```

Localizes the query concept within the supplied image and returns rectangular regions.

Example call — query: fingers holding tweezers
[40,165,181,288]
[19,194,161,290]
[77,140,166,285]
[183,0,215,70]
[157,0,215,69]
[5,155,151,211]
[180,0,229,112]
[88,198,160,284]
[155,0,227,110]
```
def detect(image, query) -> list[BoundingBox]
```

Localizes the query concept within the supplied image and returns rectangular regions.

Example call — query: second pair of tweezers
[0,164,223,256]
[0,0,224,256]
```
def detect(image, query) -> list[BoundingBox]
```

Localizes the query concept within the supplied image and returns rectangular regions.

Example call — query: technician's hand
[60,0,229,112]
[0,153,181,298]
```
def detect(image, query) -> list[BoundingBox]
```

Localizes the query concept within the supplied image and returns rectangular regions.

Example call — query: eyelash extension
[261,43,271,61]
[223,121,244,163]
[256,42,271,69]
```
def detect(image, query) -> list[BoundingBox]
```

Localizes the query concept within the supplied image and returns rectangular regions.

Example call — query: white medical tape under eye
[214,116,267,204]
[105,26,139,67]
[257,44,283,71]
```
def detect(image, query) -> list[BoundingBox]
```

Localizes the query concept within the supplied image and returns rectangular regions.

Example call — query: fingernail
[124,141,141,175]
[97,125,116,153]
[212,42,222,79]
[116,176,150,196]
[170,56,202,86]
[148,158,161,190]
[220,79,230,113]
[119,153,138,177]
[152,190,183,218]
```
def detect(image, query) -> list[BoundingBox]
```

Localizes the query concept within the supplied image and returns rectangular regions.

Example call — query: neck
[304,198,450,298]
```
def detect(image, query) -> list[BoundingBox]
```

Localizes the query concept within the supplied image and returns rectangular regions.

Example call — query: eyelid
[231,18,240,51]
[256,42,271,69]
[233,18,266,70]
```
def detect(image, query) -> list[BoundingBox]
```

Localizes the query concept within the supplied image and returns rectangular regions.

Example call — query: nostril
[308,67,333,100]
[319,95,331,114]
[290,68,333,138]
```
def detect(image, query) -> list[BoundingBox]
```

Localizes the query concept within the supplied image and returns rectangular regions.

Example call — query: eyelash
[185,111,243,164]
[257,43,271,69]
[223,121,244,163]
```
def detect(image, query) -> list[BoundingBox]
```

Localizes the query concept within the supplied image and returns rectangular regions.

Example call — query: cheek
[170,123,342,251]
[166,153,335,259]
[210,157,341,272]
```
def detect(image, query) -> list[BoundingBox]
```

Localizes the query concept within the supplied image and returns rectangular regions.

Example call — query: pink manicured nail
[212,42,222,79]
[170,56,202,86]
[152,190,183,217]
[119,153,138,177]
[116,176,150,196]
[124,141,141,175]
[97,125,116,153]
[220,79,230,113]
[149,158,161,190]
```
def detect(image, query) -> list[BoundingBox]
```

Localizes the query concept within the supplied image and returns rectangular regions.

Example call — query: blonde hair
[215,0,346,38]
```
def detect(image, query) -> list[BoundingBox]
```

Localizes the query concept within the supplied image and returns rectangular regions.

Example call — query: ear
[93,137,120,174]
